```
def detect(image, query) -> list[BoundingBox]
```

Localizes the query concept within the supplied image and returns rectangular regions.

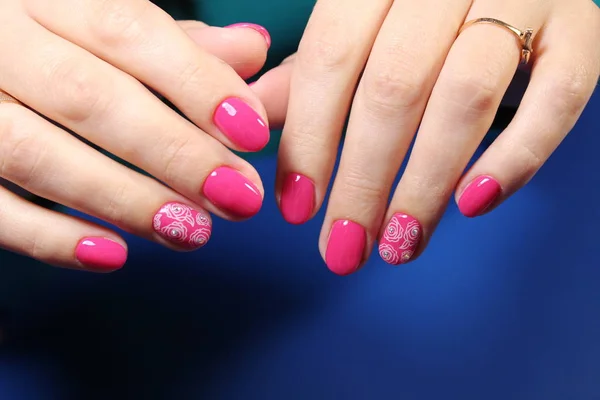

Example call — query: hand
[254,0,600,275]
[0,0,272,272]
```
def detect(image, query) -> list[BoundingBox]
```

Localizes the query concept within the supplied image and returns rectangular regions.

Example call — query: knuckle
[0,108,46,187]
[160,135,194,184]
[338,167,385,204]
[90,0,149,47]
[546,66,594,119]
[298,29,354,71]
[48,57,108,123]
[440,72,499,118]
[103,182,129,226]
[361,61,426,116]
[516,141,544,174]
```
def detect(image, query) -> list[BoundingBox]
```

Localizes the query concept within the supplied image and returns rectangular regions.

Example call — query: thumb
[249,54,295,130]
[176,20,270,80]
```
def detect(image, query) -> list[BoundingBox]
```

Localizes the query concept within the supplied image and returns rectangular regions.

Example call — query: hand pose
[256,0,600,275]
[0,0,273,271]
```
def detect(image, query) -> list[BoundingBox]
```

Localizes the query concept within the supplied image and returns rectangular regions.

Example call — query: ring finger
[380,1,549,265]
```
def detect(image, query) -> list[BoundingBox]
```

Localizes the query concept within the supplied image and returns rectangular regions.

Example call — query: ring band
[0,89,21,105]
[459,18,534,65]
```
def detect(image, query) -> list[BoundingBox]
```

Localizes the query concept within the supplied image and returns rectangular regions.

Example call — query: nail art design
[153,202,211,249]
[214,98,270,151]
[325,220,366,276]
[458,175,502,218]
[75,237,127,271]
[280,173,315,225]
[203,167,263,219]
[379,213,422,265]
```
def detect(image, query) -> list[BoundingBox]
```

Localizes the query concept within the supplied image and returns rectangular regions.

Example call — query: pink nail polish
[203,167,262,218]
[225,23,271,48]
[280,173,315,225]
[153,202,212,249]
[325,220,366,276]
[75,237,127,272]
[379,213,422,265]
[214,98,270,152]
[458,175,502,218]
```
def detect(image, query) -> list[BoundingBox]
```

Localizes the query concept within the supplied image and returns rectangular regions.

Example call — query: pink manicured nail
[75,237,127,271]
[225,23,271,48]
[378,213,422,265]
[458,175,502,218]
[325,220,366,276]
[280,173,315,225]
[153,202,212,249]
[203,167,262,218]
[214,98,270,151]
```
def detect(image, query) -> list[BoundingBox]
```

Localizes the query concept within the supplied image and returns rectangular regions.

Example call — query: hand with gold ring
[251,0,600,274]
[0,1,273,272]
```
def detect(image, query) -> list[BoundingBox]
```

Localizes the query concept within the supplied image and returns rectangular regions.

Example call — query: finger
[0,102,213,251]
[381,2,549,265]
[178,21,269,79]
[26,0,270,152]
[0,20,264,220]
[0,186,127,272]
[276,0,393,226]
[456,1,600,217]
[318,0,469,275]
[250,56,294,130]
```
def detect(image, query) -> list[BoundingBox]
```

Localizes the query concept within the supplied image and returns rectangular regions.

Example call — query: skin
[0,0,271,270]
[251,0,600,274]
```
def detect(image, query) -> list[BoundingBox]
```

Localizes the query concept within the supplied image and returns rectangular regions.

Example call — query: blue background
[1,1,600,399]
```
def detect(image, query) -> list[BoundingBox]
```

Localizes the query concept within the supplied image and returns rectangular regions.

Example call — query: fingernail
[153,202,212,249]
[75,237,127,271]
[225,23,271,48]
[325,220,366,276]
[280,173,315,225]
[214,98,270,152]
[203,167,263,218]
[379,213,422,265]
[458,175,502,218]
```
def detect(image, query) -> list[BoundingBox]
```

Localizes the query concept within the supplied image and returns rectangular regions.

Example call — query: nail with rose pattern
[378,213,422,265]
[152,202,212,250]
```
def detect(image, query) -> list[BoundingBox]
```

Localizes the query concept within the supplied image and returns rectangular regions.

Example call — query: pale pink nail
[225,23,271,48]
[153,202,212,249]
[325,220,366,276]
[75,237,127,271]
[378,213,422,265]
[458,175,502,218]
[203,167,262,219]
[280,173,315,225]
[214,98,270,151]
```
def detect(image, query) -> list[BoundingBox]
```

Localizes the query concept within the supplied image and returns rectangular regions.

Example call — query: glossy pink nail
[379,213,422,265]
[203,167,262,218]
[153,202,212,249]
[225,23,271,48]
[325,220,366,276]
[280,173,315,225]
[458,175,502,218]
[75,237,127,271]
[214,98,270,152]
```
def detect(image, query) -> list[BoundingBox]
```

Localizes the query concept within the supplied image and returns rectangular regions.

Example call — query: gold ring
[459,18,534,65]
[0,89,21,105]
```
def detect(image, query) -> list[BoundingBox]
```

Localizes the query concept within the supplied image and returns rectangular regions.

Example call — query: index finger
[26,0,271,152]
